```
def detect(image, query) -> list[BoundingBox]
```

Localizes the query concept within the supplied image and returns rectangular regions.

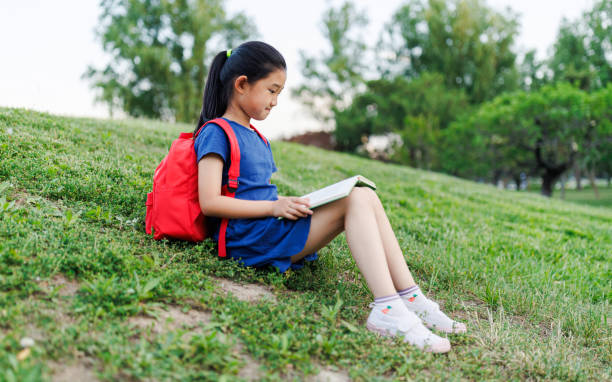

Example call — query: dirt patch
[20,325,46,344]
[280,366,351,382]
[48,358,98,382]
[129,308,267,380]
[450,298,485,323]
[308,368,351,382]
[212,277,277,303]
[234,353,350,382]
[39,305,77,329]
[38,274,81,297]
[129,305,211,334]
[235,341,263,381]
[14,196,27,206]
[238,357,262,381]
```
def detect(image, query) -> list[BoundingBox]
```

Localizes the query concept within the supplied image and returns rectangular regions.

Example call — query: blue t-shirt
[194,118,317,273]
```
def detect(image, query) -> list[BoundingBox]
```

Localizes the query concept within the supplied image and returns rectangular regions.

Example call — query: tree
[378,0,520,104]
[525,87,586,197]
[334,73,469,170]
[584,84,612,195]
[584,0,612,89]
[293,1,369,124]
[549,19,593,91]
[441,92,534,185]
[83,0,256,122]
[518,50,550,92]
[444,83,596,197]
[548,0,612,189]
[550,0,612,92]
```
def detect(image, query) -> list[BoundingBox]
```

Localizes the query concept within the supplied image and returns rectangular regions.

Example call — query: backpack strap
[249,124,269,147]
[199,118,238,258]
[196,118,269,258]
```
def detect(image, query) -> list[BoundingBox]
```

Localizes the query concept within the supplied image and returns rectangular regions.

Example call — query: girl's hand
[273,196,312,220]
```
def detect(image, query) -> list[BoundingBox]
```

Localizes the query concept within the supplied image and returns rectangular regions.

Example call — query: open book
[301,175,376,209]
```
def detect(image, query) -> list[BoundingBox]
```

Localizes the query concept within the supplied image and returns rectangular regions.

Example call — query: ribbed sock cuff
[398,285,419,297]
[374,293,401,304]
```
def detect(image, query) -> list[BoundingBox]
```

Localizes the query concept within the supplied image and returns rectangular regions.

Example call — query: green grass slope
[1,107,610,381]
[551,187,612,209]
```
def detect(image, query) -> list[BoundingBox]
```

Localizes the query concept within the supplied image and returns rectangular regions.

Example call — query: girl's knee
[367,188,384,209]
[348,187,380,208]
[347,187,369,205]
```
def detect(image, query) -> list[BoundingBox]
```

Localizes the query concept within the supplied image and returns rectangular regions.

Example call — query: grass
[551,186,612,209]
[0,106,610,381]
[524,182,612,209]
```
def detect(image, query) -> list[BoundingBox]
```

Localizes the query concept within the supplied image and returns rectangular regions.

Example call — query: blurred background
[1,0,610,201]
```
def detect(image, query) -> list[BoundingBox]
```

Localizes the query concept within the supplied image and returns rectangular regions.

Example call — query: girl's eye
[268,90,276,94]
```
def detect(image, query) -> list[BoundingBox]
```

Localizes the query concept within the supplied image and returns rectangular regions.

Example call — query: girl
[195,41,466,354]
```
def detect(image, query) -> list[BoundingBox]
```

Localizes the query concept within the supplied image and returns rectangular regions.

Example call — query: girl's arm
[198,154,312,220]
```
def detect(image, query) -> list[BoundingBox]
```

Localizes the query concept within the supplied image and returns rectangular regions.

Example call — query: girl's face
[237,69,286,121]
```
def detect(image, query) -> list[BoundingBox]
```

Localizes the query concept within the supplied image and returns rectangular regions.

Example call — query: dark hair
[195,41,286,134]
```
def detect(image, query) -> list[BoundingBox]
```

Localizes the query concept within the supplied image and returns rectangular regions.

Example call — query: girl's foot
[365,298,451,354]
[399,286,467,334]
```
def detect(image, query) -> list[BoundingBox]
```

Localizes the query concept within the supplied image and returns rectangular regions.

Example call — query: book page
[356,175,376,190]
[300,176,357,208]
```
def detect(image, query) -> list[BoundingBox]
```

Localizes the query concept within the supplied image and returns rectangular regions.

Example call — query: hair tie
[226,49,232,58]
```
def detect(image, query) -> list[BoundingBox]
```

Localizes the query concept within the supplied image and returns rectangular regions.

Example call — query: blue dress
[194,117,318,273]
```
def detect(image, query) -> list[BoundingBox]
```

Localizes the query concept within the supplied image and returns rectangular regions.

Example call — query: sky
[0,0,595,140]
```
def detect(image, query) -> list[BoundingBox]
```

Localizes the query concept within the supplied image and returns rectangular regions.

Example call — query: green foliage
[379,0,520,104]
[550,0,612,91]
[550,19,593,90]
[335,73,469,170]
[305,0,609,199]
[84,0,256,123]
[443,82,612,196]
[293,1,369,123]
[92,325,242,380]
[0,108,610,380]
[517,49,550,91]
[585,84,612,177]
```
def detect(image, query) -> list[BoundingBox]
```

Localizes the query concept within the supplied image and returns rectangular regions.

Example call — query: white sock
[399,285,467,334]
[372,293,412,318]
[367,293,451,353]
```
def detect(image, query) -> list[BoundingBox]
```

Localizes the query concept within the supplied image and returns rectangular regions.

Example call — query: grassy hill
[550,186,612,209]
[0,107,610,381]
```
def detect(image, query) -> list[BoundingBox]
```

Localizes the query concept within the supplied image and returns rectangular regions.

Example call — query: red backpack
[145,118,269,257]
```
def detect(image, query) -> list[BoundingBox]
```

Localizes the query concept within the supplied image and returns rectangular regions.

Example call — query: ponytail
[195,41,287,134]
[196,51,231,133]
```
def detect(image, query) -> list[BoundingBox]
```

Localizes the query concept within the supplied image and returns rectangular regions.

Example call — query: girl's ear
[233,75,249,94]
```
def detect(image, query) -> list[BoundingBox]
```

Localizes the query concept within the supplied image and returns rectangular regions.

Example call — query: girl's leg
[363,190,467,334]
[290,187,396,297]
[291,187,417,292]
[364,190,417,290]
[291,188,463,343]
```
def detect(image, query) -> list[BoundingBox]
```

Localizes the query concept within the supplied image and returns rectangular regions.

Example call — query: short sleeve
[194,123,229,164]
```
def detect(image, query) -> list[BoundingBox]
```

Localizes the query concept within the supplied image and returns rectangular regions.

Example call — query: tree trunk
[534,136,576,198]
[493,169,502,188]
[514,175,521,191]
[588,169,600,199]
[574,162,582,190]
[560,174,566,199]
[541,173,559,197]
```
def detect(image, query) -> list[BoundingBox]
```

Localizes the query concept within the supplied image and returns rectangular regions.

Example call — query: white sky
[0,0,594,140]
